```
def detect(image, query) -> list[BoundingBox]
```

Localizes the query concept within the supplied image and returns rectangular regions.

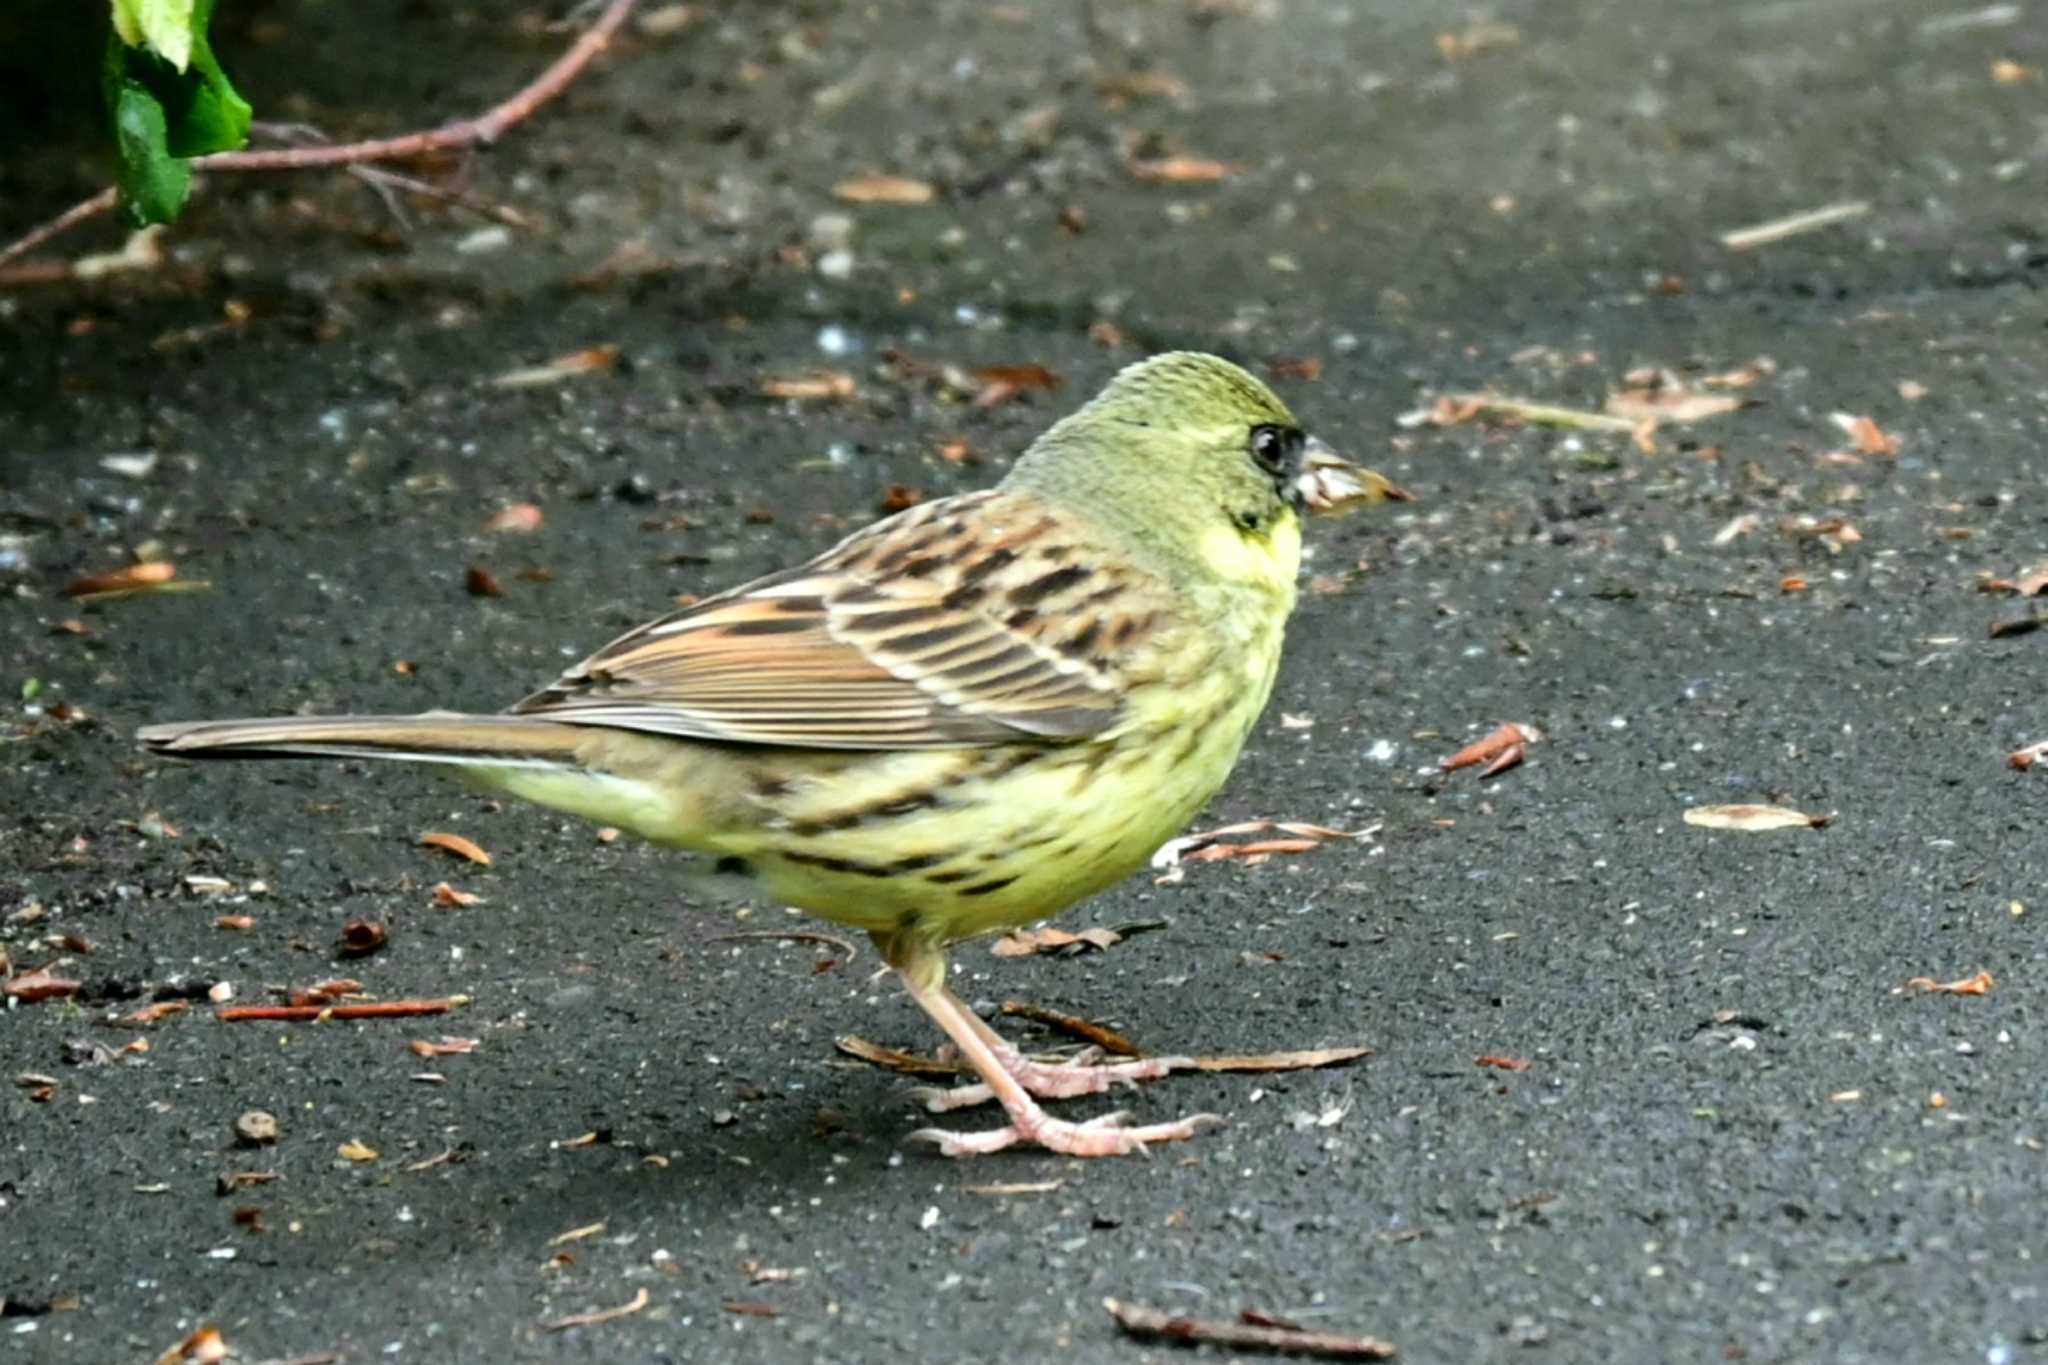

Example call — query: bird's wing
[511,490,1161,750]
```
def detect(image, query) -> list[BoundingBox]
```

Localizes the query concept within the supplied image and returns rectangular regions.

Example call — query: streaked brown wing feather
[511,491,1151,750]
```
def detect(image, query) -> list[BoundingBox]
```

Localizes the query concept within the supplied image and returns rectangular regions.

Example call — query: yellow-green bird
[140,352,1408,1157]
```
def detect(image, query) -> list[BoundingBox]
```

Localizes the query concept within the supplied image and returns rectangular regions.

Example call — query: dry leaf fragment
[1603,371,1745,426]
[1829,412,1899,456]
[1105,1298,1395,1360]
[1476,1054,1533,1071]
[409,1035,482,1058]
[291,978,364,1006]
[759,369,856,401]
[431,882,483,908]
[488,345,620,389]
[1150,820,1372,870]
[64,560,177,596]
[337,920,389,958]
[3,971,83,1002]
[1435,20,1520,60]
[419,831,492,865]
[337,1139,380,1162]
[2009,740,2048,771]
[969,363,1062,408]
[1126,156,1241,183]
[1699,358,1778,388]
[1780,574,1809,593]
[878,484,924,513]
[120,999,190,1025]
[214,914,256,931]
[1902,970,1994,996]
[1267,356,1323,382]
[1440,722,1542,774]
[833,1035,961,1077]
[990,925,1124,957]
[485,503,545,533]
[464,565,503,598]
[1898,379,1929,401]
[1683,804,1832,831]
[832,174,936,205]
[153,1325,230,1365]
[1991,58,2039,83]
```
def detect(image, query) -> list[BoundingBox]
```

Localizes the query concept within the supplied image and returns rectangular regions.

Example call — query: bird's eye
[1249,424,1295,473]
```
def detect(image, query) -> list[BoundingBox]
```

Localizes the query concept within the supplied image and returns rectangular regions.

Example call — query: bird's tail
[137,712,588,769]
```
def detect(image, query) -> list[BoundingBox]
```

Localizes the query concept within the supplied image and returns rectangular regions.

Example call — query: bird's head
[1006,352,1409,589]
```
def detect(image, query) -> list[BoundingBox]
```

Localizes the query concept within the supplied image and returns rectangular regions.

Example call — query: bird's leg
[913,988,1193,1113]
[873,932,1218,1158]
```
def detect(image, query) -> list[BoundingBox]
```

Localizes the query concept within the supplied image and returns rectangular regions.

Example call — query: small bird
[140,352,1408,1157]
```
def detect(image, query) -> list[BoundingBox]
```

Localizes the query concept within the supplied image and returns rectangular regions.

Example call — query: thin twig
[540,1286,651,1333]
[0,0,638,272]
[1104,1298,1397,1360]
[0,189,118,271]
[998,1000,1143,1057]
[217,997,468,1022]
[1719,200,1870,251]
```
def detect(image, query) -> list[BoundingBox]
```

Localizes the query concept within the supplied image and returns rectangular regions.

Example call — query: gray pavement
[3,2,2045,1361]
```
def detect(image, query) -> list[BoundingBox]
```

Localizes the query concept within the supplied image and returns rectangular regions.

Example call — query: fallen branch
[0,0,640,273]
[1104,1298,1396,1360]
[217,996,469,1022]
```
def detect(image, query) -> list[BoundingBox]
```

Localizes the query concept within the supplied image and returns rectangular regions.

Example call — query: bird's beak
[1294,437,1414,515]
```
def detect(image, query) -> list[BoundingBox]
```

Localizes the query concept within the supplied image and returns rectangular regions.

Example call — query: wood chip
[548,1220,607,1247]
[64,560,178,596]
[2009,739,2048,770]
[484,503,545,533]
[3,971,82,1002]
[1902,970,1993,996]
[831,175,936,205]
[419,831,492,865]
[431,882,483,908]
[1104,1298,1395,1360]
[1829,412,1899,456]
[541,1286,651,1332]
[1475,1054,1533,1071]
[1683,803,1832,831]
[1440,722,1542,774]
[488,344,620,389]
[759,369,856,400]
[1127,156,1242,183]
[336,1139,380,1162]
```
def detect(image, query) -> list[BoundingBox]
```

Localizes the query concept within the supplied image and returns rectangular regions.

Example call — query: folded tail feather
[137,713,588,769]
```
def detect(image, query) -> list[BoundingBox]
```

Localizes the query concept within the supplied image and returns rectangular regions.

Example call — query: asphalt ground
[3,1,2046,1361]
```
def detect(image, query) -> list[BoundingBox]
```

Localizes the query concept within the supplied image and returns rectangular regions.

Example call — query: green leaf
[110,0,195,71]
[111,82,192,225]
[101,0,248,225]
